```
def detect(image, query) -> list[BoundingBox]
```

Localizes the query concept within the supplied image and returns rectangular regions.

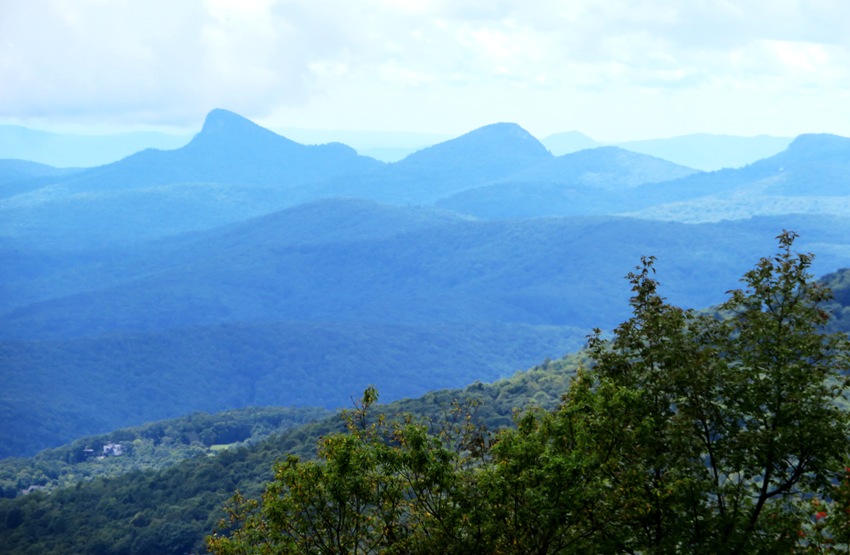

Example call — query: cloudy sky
[1,0,849,141]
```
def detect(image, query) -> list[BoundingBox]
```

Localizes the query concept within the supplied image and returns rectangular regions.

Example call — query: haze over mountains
[3,111,792,171]
[2,108,850,457]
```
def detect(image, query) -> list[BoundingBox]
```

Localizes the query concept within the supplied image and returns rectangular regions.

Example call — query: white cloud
[1,0,849,138]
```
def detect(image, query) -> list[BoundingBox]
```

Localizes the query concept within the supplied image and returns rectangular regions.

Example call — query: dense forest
[4,111,850,553]
[2,235,850,554]
[207,233,850,554]
[5,111,850,462]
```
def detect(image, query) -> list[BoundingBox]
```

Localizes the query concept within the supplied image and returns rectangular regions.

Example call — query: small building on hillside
[102,443,123,456]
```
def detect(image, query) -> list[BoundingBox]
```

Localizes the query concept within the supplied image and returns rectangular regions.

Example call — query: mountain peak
[189,109,296,149]
[201,108,255,131]
[400,122,551,171]
[457,122,543,146]
[784,133,850,159]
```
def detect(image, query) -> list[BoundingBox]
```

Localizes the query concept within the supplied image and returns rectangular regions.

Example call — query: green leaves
[209,232,850,554]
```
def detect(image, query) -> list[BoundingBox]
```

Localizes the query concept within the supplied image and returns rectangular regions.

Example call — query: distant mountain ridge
[314,122,554,204]
[436,146,699,219]
[2,119,791,172]
[1,110,848,247]
[0,110,388,247]
[60,109,383,191]
[505,146,698,189]
[621,133,850,222]
[540,130,601,155]
[3,109,850,461]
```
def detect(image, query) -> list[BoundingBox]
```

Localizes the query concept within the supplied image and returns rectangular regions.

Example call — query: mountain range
[3,261,850,554]
[3,118,792,171]
[2,109,850,459]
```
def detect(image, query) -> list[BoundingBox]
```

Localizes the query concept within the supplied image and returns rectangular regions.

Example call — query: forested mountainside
[0,321,585,458]
[1,260,848,555]
[5,209,850,457]
[3,110,850,462]
[206,237,850,554]
[0,353,582,555]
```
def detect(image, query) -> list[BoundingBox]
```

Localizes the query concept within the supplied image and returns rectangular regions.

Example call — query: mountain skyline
[3,108,849,252]
[1,108,801,172]
[4,106,850,457]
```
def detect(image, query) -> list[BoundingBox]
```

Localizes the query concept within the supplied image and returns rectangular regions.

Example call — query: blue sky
[1,0,849,141]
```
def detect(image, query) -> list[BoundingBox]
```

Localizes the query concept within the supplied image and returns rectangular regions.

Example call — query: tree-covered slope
[0,406,331,497]
[0,354,581,555]
[4,202,850,458]
[207,234,850,554]
[0,320,586,457]
[1,256,848,555]
[5,210,850,341]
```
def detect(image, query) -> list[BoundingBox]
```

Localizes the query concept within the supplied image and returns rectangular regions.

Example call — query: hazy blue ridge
[0,110,388,247]
[52,109,385,192]
[3,112,848,251]
[435,146,700,219]
[311,122,554,204]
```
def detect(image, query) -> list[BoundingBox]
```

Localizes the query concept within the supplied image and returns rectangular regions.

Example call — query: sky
[1,0,849,142]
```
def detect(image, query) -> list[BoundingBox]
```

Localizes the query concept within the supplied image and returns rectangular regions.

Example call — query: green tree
[208,232,850,554]
[578,231,850,553]
[207,388,492,554]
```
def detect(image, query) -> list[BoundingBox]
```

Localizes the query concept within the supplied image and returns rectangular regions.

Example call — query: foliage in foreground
[0,356,580,555]
[209,232,850,554]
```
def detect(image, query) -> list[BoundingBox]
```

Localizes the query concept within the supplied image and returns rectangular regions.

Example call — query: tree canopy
[208,231,850,554]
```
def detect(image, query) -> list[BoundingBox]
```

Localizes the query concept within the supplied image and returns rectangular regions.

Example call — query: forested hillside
[3,111,850,462]
[3,112,850,554]
[208,234,850,554]
[1,244,848,554]
[0,321,585,457]
[0,354,582,554]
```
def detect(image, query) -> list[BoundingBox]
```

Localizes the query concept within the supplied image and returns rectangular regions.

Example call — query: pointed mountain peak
[189,109,297,149]
[201,108,258,131]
